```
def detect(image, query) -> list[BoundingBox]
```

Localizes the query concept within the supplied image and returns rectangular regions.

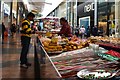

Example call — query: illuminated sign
[84,3,94,12]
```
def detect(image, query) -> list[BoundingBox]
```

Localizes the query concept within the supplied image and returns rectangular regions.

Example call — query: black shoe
[20,64,28,69]
[26,63,31,66]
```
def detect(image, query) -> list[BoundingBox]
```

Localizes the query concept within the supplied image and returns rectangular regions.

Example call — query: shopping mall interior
[1,0,120,80]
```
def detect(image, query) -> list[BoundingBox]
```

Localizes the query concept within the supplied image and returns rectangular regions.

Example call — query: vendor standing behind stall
[57,17,72,37]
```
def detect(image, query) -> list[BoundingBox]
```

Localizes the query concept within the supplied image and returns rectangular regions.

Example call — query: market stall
[36,34,120,80]
[50,47,120,79]
[37,35,89,56]
[90,36,120,52]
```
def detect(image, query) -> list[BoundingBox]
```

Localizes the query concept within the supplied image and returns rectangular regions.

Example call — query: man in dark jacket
[75,26,80,37]
[2,22,6,40]
[20,12,35,68]
[92,25,98,36]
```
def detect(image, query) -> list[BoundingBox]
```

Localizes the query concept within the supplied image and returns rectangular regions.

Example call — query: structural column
[0,1,4,37]
[0,1,1,23]
[71,2,73,27]
[94,0,97,26]
[66,0,68,21]
[10,2,13,26]
[75,0,77,27]
[0,1,2,79]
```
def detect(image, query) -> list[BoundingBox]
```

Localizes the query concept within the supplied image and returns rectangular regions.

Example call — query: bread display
[43,43,62,52]
[90,36,120,45]
[40,35,91,53]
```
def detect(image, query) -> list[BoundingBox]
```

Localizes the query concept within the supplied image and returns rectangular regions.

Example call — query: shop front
[77,0,116,37]
[35,32,120,79]
[98,0,115,36]
[77,0,94,35]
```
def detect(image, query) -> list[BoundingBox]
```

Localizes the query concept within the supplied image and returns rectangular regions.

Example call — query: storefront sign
[84,3,94,12]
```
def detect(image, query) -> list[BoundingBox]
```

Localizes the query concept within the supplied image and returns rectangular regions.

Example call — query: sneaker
[26,63,31,66]
[20,64,28,69]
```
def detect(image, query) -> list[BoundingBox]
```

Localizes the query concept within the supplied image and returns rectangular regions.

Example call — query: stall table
[36,37,120,80]
[96,42,120,52]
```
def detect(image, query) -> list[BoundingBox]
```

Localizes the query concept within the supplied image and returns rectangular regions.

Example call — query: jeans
[20,36,31,64]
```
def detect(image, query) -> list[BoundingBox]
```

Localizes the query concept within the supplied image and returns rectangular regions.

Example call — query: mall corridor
[1,34,35,80]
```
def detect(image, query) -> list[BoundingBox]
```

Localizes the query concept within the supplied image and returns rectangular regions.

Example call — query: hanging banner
[4,3,10,15]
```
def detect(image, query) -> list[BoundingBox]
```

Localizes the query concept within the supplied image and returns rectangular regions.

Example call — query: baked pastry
[43,42,49,47]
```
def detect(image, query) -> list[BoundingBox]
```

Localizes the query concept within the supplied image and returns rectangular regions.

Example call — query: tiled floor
[1,34,35,79]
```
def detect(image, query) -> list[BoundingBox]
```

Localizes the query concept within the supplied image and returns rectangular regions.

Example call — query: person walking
[20,12,35,68]
[10,23,16,37]
[75,26,80,37]
[92,25,98,36]
[2,22,6,40]
[80,25,86,39]
[86,26,90,38]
